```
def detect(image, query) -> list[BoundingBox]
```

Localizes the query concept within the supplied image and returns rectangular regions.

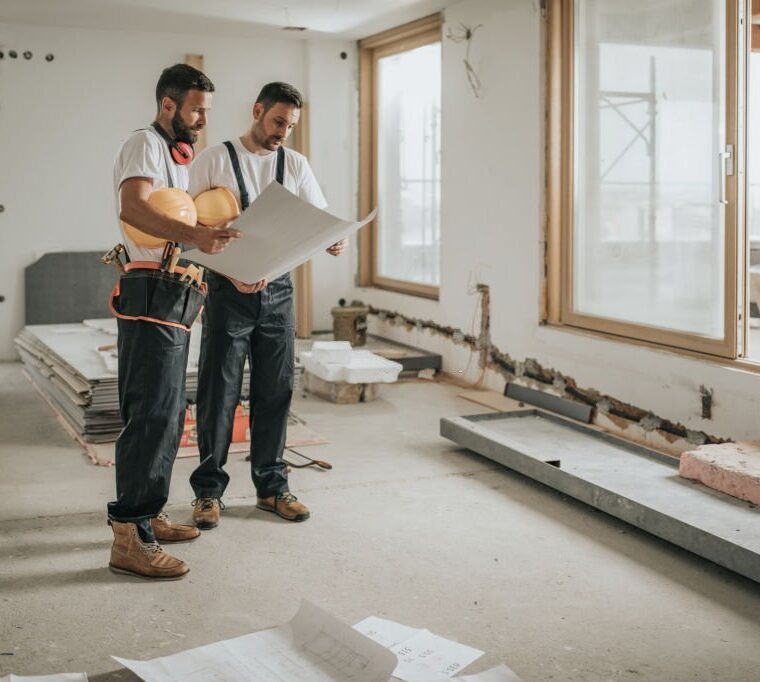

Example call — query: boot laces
[192,497,225,511]
[277,492,298,505]
[140,541,164,556]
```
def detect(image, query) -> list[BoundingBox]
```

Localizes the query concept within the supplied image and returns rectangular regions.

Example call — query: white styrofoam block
[300,350,403,384]
[310,341,353,364]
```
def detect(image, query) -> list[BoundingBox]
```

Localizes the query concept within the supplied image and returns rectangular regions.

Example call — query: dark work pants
[190,272,295,500]
[107,318,190,522]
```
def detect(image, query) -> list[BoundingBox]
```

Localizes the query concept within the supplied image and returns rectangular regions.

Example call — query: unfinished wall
[0,22,355,356]
[349,0,760,442]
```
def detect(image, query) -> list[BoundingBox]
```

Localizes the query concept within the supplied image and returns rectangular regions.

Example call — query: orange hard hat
[194,187,240,226]
[122,187,197,248]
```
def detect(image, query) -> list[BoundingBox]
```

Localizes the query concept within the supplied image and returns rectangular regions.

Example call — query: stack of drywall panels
[14,319,250,443]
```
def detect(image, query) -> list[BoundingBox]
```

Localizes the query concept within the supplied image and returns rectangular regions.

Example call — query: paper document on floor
[184,182,376,284]
[113,600,396,681]
[390,630,484,681]
[353,616,422,649]
[354,617,484,681]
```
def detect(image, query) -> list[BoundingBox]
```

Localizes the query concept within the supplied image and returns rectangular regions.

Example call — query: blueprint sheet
[113,600,396,682]
[185,182,376,284]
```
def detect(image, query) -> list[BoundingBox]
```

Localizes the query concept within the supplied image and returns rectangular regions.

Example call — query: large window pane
[747,49,760,360]
[377,42,441,286]
[749,53,760,244]
[573,0,725,338]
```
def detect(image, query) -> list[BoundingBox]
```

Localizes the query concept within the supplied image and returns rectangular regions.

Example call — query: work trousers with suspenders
[190,143,294,500]
[108,128,198,530]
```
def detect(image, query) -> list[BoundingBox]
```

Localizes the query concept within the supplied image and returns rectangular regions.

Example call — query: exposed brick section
[367,304,726,448]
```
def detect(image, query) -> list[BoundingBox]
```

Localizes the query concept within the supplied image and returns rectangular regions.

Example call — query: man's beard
[251,122,284,151]
[172,109,199,144]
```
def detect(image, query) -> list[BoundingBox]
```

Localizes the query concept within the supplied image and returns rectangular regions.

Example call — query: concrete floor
[1,362,760,681]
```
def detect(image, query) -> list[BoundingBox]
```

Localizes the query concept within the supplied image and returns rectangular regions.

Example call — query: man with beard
[108,64,239,580]
[187,82,347,529]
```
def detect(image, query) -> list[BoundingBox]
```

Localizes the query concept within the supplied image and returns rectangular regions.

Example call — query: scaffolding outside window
[546,0,740,359]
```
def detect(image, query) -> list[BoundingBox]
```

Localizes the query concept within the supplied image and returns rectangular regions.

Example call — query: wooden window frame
[545,0,741,359]
[358,14,443,300]
[288,103,314,338]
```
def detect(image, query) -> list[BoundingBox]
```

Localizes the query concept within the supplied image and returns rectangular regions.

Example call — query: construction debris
[300,344,403,405]
[680,441,760,506]
[301,348,402,384]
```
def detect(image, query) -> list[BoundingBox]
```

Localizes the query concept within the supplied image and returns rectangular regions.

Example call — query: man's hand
[326,238,348,256]
[228,277,268,294]
[193,219,241,254]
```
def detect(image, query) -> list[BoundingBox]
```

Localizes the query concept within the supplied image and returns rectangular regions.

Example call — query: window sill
[362,278,440,301]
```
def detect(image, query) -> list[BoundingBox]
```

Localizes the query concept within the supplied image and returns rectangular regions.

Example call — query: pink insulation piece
[679,441,760,506]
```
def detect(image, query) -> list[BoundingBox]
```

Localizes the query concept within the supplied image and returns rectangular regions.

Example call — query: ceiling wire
[446,23,483,99]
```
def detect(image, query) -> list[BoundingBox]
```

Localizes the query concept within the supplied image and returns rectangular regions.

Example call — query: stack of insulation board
[14,318,251,443]
[300,341,403,384]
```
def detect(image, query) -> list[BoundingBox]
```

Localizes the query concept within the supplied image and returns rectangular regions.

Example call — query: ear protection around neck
[151,121,194,165]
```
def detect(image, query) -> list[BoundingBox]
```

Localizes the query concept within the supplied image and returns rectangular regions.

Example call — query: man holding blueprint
[187,82,346,528]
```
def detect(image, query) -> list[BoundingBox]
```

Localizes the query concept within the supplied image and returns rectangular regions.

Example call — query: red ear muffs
[151,121,195,165]
[170,141,194,165]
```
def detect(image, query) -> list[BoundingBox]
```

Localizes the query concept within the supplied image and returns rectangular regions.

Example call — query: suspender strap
[276,145,285,186]
[224,141,286,212]
[224,141,250,210]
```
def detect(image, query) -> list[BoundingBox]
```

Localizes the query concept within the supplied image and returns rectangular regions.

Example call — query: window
[546,0,740,358]
[359,15,442,299]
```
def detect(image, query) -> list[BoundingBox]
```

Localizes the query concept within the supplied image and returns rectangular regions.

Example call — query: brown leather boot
[151,512,200,543]
[192,498,223,529]
[108,520,189,580]
[256,492,310,522]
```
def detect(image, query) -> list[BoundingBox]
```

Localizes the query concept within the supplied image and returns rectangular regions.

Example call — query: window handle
[719,145,734,206]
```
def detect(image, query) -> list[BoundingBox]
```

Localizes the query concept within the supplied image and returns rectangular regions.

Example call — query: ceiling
[0,0,448,40]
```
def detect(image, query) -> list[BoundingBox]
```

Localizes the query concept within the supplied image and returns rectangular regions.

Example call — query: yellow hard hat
[194,187,240,226]
[122,188,197,248]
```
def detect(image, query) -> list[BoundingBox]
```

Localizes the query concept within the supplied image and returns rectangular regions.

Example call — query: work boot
[150,511,200,543]
[192,497,223,529]
[256,492,310,522]
[108,520,189,580]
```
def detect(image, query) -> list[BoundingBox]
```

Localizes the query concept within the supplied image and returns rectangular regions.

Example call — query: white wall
[347,0,760,442]
[304,40,359,331]
[0,22,354,355]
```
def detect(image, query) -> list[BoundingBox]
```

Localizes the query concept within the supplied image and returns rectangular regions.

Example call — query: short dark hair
[155,64,215,110]
[255,82,303,112]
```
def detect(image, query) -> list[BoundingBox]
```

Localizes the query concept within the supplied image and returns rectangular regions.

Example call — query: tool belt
[109,261,207,332]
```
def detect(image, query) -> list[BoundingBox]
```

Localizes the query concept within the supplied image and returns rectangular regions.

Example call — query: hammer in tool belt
[102,244,126,274]
[179,264,201,287]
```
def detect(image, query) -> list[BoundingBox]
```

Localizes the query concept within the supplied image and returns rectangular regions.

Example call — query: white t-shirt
[113,127,189,263]
[188,139,327,212]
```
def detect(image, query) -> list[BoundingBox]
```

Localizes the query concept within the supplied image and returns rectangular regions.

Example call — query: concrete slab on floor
[441,410,760,584]
[1,361,760,681]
